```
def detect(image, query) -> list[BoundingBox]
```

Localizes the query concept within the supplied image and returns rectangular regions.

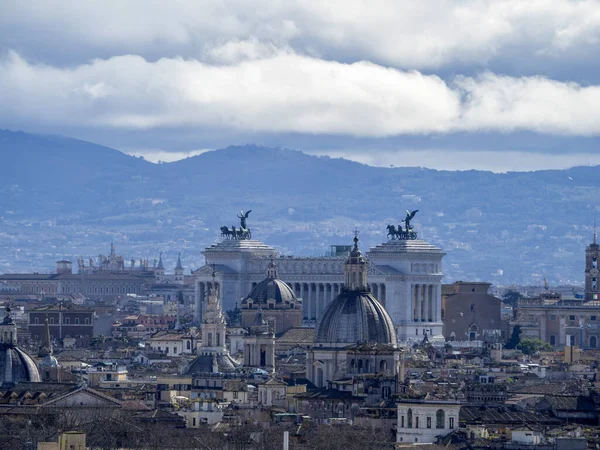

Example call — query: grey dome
[0,345,41,385]
[245,278,296,305]
[40,354,59,367]
[315,289,396,345]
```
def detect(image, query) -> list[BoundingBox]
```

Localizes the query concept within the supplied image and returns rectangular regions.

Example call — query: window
[436,409,445,429]
[165,347,169,354]
[470,304,475,312]
[49,318,54,324]
[233,391,238,399]
[34,318,39,324]
[426,417,432,428]
[401,416,404,428]
[590,336,597,349]
[407,409,413,428]
[592,316,597,321]
[569,315,575,321]
[550,335,556,346]
[449,417,454,429]
[550,315,556,320]
[65,317,70,324]
[85,318,90,324]
[187,341,191,350]
[173,347,177,354]
[75,318,79,324]
[415,417,419,429]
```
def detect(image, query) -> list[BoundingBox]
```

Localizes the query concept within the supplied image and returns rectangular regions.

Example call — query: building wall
[442,282,503,342]
[29,310,94,340]
[515,301,600,349]
[195,238,446,342]
[397,402,460,444]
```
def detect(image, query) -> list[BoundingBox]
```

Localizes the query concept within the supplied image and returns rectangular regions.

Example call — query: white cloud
[2,51,600,137]
[122,148,212,163]
[3,1,600,70]
[310,149,600,172]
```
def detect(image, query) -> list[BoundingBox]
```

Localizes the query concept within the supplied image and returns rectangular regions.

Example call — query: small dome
[40,354,59,367]
[245,261,296,304]
[315,290,396,345]
[0,346,41,385]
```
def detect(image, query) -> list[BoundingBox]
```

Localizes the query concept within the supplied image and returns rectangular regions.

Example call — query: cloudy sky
[2,0,600,171]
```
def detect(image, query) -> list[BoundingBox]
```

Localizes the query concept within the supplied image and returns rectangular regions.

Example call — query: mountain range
[2,129,597,285]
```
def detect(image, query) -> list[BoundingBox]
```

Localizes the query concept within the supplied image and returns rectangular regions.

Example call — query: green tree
[502,290,521,307]
[517,338,552,355]
[505,325,521,349]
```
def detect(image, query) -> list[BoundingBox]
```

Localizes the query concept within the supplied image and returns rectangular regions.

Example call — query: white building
[193,226,445,342]
[397,400,460,444]
[258,378,287,406]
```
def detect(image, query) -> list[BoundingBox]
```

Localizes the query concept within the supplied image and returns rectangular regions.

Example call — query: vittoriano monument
[386,209,419,240]
[220,210,252,240]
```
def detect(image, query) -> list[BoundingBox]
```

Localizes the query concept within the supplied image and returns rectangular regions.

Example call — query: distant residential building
[442,281,504,343]
[0,244,193,302]
[146,331,196,356]
[396,399,460,444]
[29,304,94,342]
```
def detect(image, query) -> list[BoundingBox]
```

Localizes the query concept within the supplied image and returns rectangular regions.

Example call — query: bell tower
[585,227,600,301]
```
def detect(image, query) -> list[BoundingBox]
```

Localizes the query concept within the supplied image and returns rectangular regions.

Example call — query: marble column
[416,284,421,322]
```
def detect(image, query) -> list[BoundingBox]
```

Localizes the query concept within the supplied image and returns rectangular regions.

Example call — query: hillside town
[0,211,599,449]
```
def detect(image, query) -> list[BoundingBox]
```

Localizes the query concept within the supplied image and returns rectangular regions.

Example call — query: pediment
[43,387,121,408]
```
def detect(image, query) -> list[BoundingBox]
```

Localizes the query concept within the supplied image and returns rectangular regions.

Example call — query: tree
[505,325,521,349]
[517,338,552,355]
[502,290,521,307]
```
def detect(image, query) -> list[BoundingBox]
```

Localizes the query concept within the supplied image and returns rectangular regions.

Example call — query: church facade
[192,215,445,342]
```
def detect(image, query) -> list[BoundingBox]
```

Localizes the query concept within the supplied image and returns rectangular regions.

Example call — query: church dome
[315,234,396,346]
[244,260,296,305]
[39,354,59,367]
[0,307,41,386]
[315,290,396,345]
[0,346,41,385]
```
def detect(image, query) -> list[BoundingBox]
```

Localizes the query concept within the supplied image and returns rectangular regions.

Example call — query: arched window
[207,333,212,346]
[407,409,413,428]
[436,409,445,429]
[590,336,597,349]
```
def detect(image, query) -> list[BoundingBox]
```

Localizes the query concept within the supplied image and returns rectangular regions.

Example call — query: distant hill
[1,129,598,285]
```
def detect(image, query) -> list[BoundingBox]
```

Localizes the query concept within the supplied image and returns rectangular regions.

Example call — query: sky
[2,0,600,171]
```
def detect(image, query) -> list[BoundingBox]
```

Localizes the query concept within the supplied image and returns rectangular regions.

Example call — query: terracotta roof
[460,405,560,425]
[276,327,315,344]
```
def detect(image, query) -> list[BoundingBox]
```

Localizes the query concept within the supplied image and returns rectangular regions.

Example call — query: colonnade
[412,283,440,322]
[283,282,386,321]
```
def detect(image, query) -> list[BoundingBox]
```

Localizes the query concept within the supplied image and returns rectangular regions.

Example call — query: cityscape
[3,1,600,449]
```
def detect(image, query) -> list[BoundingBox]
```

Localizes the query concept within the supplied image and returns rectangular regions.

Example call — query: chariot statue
[220,210,252,240]
[386,209,419,240]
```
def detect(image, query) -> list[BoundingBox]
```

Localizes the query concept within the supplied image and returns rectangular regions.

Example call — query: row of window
[550,314,597,321]
[549,335,598,348]
[399,409,454,430]
[32,317,90,325]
